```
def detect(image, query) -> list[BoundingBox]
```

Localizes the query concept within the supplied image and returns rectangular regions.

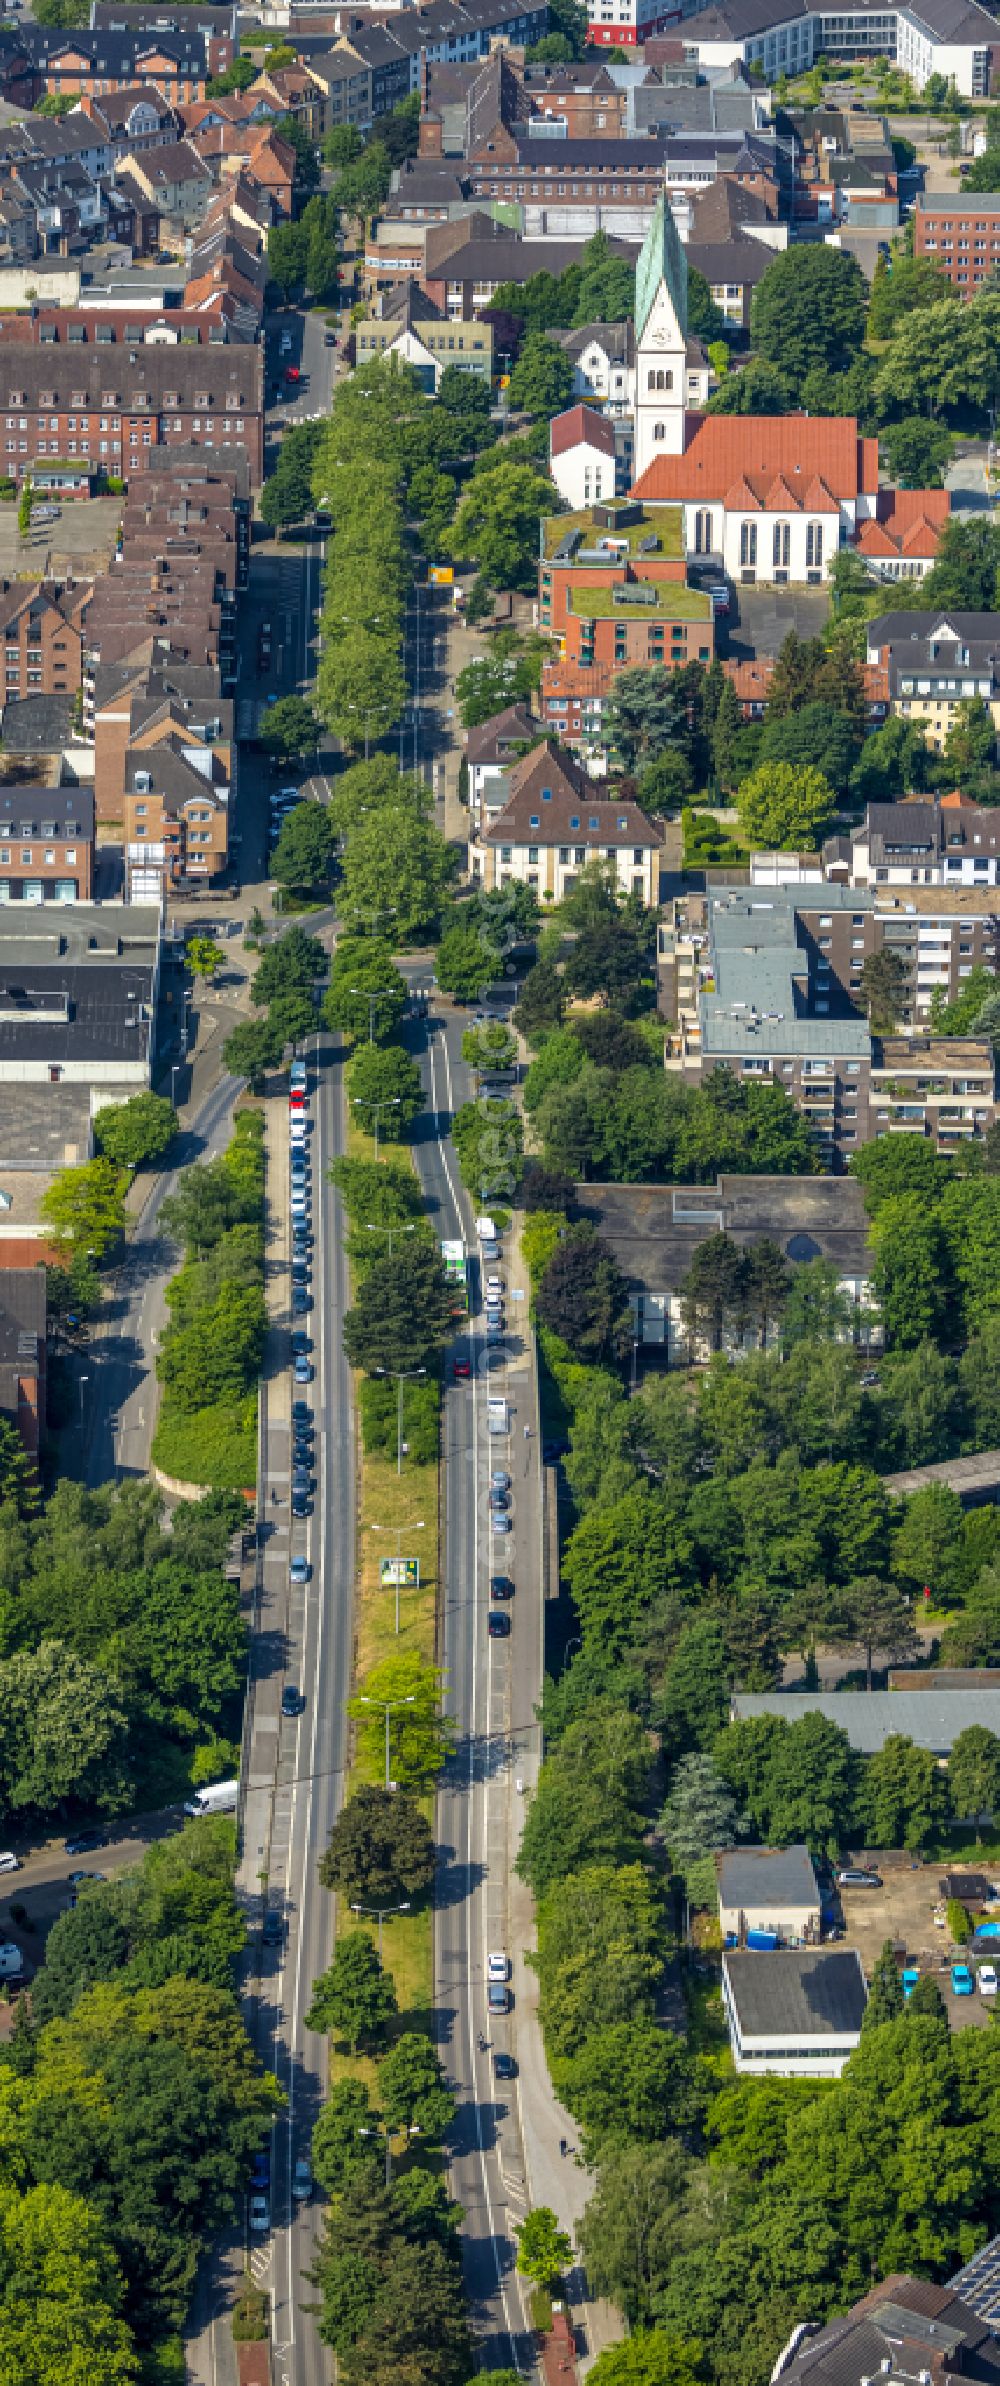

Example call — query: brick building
[0,345,264,487]
[0,27,212,107]
[0,579,90,704]
[0,784,94,903]
[0,1269,46,1459]
[90,0,237,79]
[914,190,1000,290]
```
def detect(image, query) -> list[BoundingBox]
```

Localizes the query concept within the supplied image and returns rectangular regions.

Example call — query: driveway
[722,583,831,661]
[945,444,992,517]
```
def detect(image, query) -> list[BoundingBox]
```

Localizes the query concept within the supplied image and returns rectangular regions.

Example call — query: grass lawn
[329,1092,439,2063]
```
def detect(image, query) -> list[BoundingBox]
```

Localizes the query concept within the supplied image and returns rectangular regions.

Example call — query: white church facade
[625,197,946,588]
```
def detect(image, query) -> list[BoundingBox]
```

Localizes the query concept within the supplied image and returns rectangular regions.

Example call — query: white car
[289,1117,308,1144]
[487,1950,508,1981]
[248,2192,270,2234]
[980,1963,998,1995]
[485,1276,504,1297]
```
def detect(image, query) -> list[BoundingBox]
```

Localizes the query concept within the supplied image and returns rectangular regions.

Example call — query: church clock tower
[634,194,690,476]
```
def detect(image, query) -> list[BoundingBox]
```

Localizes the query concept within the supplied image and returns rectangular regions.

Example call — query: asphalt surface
[82,1065,241,1489]
[402,990,542,2371]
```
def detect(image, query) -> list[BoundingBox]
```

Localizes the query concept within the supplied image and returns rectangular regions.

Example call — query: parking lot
[0,494,121,578]
[838,1850,998,2031]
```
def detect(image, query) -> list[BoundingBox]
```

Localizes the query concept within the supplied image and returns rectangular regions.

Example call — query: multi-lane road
[402,988,545,2371]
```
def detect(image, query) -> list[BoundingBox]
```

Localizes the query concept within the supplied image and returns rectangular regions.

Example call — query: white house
[722,1948,867,2078]
[716,1846,822,1945]
[469,736,661,904]
[549,403,619,508]
[552,320,636,416]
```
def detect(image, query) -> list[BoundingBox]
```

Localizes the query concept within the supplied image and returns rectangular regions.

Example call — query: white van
[0,1944,23,1978]
[0,1853,20,1874]
[183,1779,238,1818]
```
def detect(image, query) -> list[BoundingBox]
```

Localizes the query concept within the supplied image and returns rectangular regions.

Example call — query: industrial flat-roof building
[722,1947,867,2075]
[732,1688,1000,1756]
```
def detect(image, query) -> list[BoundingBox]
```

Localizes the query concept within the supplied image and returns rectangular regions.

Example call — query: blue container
[746,1929,780,1952]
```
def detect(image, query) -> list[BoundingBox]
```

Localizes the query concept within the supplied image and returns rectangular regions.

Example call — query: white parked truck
[183,1779,238,1818]
[488,1398,509,1436]
[476,1215,498,1242]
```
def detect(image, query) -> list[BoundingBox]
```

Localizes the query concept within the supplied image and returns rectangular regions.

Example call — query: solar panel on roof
[638,533,660,552]
[612,583,658,605]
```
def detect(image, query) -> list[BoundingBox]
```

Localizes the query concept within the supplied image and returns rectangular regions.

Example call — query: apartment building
[661,883,1000,1166]
[0,345,264,487]
[0,25,212,108]
[469,736,662,902]
[827,793,1000,888]
[89,1,237,78]
[682,0,1000,100]
[538,503,715,675]
[0,580,90,704]
[124,731,230,899]
[864,609,1000,748]
[914,191,1000,289]
[0,785,94,904]
[355,280,493,384]
[0,902,160,1112]
[123,138,213,227]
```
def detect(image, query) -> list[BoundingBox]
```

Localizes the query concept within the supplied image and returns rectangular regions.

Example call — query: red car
[452,1358,471,1380]
[284,365,300,383]
[289,1089,306,1110]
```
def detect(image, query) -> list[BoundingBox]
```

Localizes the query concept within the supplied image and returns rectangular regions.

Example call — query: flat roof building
[722,1947,867,2075]
[732,1688,1000,1754]
[716,1845,821,1943]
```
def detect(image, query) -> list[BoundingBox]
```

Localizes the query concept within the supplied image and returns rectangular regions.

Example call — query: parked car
[902,1968,920,1999]
[837,1868,882,1888]
[490,1573,515,1600]
[65,1828,109,1856]
[248,2192,270,2235]
[491,1515,511,1537]
[284,364,300,383]
[490,1471,511,1492]
[487,1976,510,2011]
[262,1911,284,1946]
[292,2156,313,2200]
[292,1489,310,1518]
[493,2050,517,2080]
[292,1401,313,1427]
[290,1555,311,1585]
[452,1357,471,1380]
[952,1963,975,1996]
[281,1685,304,1717]
[250,2149,270,2188]
[487,1950,508,1980]
[980,1963,998,1996]
[488,1610,511,1636]
[489,1487,510,1512]
[294,1356,313,1383]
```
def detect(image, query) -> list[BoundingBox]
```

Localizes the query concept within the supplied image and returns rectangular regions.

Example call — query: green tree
[556,2023,703,2159]
[348,1042,423,1139]
[660,1753,743,1871]
[451,1098,524,1203]
[435,917,501,1004]
[339,809,455,943]
[735,761,835,849]
[587,2333,705,2386]
[378,2033,455,2141]
[859,948,908,1035]
[864,1938,905,2029]
[838,1574,918,1691]
[305,1932,397,2050]
[679,1232,746,1356]
[319,1784,435,1905]
[513,958,565,1043]
[448,457,557,591]
[436,363,492,420]
[93,1092,177,1171]
[882,415,953,488]
[751,244,866,390]
[706,359,794,415]
[867,249,957,339]
[0,1638,127,1817]
[222,1019,279,1092]
[324,943,408,1045]
[508,331,575,417]
[272,801,336,896]
[186,936,225,984]
[515,2206,574,2290]
[39,1158,126,1261]
[275,111,319,195]
[342,1243,454,1375]
[604,668,690,776]
[312,2078,384,2195]
[259,695,318,765]
[948,1725,1000,1837]
[857,1732,949,1850]
[347,1653,452,1791]
[535,1224,633,1368]
[578,2141,690,2325]
[516,1709,652,1898]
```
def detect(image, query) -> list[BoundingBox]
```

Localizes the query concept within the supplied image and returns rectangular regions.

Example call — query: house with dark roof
[722,1946,867,2074]
[469,736,662,903]
[465,701,539,807]
[716,1845,821,1942]
[773,2277,1000,2386]
[0,1270,45,1460]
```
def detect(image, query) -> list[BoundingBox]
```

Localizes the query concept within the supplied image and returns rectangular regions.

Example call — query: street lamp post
[78,1372,89,1431]
[350,1897,411,1961]
[351,985,396,1045]
[357,1692,416,1792]
[170,1062,179,1108]
[370,1518,425,1634]
[375,1365,426,1477]
[365,1221,416,1260]
[352,1093,400,1160]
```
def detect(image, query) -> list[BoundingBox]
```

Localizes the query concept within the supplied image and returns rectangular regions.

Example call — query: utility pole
[357,1691,416,1791]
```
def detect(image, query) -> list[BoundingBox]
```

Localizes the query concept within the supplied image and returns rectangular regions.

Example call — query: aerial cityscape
[4,1,1000,2382]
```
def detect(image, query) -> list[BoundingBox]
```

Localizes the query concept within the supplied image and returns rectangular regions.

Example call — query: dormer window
[101,389,120,405]
[71,390,86,407]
